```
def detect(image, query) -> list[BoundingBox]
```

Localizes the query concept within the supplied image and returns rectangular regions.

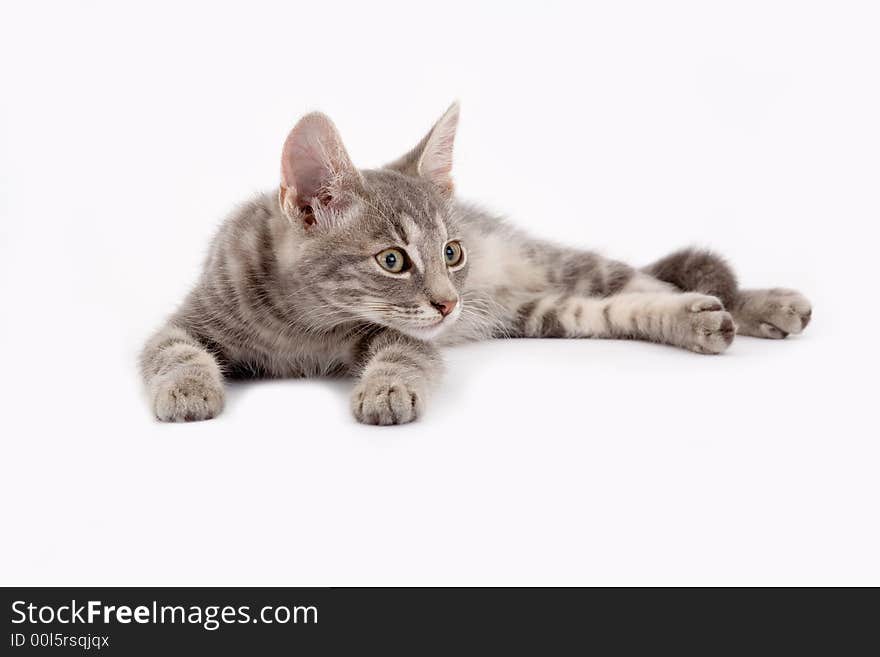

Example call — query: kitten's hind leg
[642,247,812,339]
[140,324,225,422]
[731,289,812,339]
[642,247,739,308]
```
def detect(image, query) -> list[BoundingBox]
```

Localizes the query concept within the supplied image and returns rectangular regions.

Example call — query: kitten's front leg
[351,331,443,425]
[141,324,225,421]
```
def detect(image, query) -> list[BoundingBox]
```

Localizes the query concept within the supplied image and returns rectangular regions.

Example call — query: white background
[1,1,878,586]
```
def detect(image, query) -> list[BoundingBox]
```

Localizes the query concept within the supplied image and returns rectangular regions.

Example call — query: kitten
[141,103,812,424]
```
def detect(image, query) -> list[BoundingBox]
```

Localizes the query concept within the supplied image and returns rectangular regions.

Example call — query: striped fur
[141,106,813,424]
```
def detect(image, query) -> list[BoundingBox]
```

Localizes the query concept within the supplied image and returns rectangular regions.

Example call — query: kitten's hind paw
[151,367,225,422]
[352,375,424,426]
[734,288,812,339]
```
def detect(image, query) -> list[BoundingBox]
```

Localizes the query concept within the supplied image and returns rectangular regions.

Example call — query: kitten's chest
[261,328,362,378]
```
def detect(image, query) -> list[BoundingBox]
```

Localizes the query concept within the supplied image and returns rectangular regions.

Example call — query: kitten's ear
[385,102,460,196]
[279,112,363,229]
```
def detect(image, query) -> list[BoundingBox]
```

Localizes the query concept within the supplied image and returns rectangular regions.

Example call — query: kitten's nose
[431,298,458,317]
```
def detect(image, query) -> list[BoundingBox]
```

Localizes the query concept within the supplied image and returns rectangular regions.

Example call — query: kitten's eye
[376,248,410,274]
[444,240,464,267]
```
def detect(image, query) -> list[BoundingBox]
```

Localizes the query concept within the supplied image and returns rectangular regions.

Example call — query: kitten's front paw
[680,294,736,354]
[151,368,225,422]
[351,375,424,426]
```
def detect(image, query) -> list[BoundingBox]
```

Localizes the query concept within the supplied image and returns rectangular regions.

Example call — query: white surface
[1,1,878,586]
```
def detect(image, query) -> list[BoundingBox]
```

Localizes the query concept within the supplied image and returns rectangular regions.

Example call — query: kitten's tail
[140,323,225,422]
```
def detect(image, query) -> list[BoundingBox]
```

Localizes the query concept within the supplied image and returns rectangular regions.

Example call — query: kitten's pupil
[385,253,397,268]
[445,245,454,260]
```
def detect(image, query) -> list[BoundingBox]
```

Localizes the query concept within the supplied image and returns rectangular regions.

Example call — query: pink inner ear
[421,130,454,180]
[282,128,330,202]
[418,104,459,191]
[281,112,356,208]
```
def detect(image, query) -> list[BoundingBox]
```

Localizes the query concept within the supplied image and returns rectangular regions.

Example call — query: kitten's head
[278,104,467,341]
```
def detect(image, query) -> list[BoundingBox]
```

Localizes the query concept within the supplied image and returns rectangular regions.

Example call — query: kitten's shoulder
[452,200,510,234]
[224,191,281,232]
[210,191,283,246]
[200,191,290,276]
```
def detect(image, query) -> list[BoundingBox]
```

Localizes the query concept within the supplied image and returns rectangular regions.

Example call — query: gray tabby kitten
[141,103,812,424]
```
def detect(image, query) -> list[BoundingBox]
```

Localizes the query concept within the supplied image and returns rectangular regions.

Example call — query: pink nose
[431,298,458,317]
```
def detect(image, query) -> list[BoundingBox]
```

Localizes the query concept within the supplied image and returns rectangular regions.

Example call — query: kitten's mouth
[398,309,460,341]
[361,305,461,341]
[401,322,448,340]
